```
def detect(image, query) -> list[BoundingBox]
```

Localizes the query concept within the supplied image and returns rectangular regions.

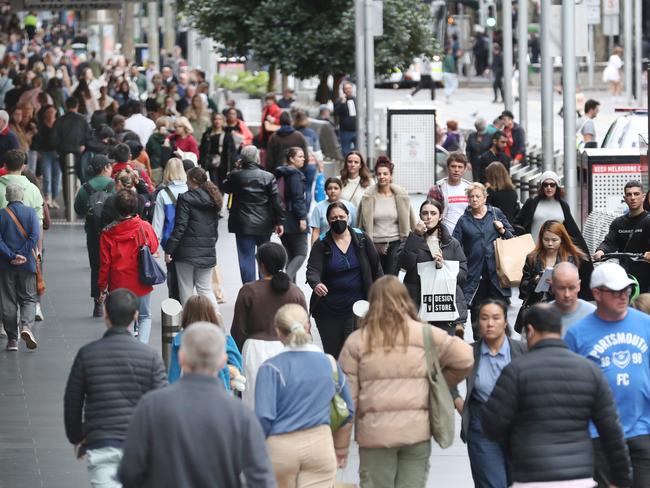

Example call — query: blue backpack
[160,186,177,247]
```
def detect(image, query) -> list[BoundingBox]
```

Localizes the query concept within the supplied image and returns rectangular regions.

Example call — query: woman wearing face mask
[398,199,469,337]
[306,202,383,358]
[309,177,356,245]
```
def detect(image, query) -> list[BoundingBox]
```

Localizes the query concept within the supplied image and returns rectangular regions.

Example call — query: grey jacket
[118,374,276,488]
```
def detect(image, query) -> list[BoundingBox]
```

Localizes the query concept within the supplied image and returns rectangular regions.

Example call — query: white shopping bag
[417,261,460,322]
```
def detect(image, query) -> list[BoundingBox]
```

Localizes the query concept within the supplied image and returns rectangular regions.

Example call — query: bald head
[551,262,581,313]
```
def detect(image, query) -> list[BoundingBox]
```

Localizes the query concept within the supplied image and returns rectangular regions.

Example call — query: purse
[137,226,166,286]
[5,207,45,295]
[326,354,350,432]
[421,323,455,448]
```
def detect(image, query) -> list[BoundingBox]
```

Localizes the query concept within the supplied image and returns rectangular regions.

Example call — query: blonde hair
[274,304,311,347]
[632,294,650,315]
[115,167,139,189]
[360,276,418,353]
[465,182,487,198]
[155,116,171,130]
[163,157,187,184]
[175,116,193,134]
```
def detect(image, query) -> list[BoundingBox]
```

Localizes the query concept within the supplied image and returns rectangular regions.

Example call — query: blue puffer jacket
[0,201,40,273]
[452,204,514,302]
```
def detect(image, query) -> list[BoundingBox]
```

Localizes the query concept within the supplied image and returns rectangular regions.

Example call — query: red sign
[592,163,648,174]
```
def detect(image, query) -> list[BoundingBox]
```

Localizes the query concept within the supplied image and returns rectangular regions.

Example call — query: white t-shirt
[125,113,156,147]
[442,181,469,234]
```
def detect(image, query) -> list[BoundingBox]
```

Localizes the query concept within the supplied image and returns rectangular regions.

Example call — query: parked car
[601,108,648,149]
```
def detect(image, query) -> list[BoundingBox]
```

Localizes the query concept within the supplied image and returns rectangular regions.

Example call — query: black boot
[93,300,104,318]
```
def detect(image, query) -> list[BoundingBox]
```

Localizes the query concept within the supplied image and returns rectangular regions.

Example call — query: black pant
[377,240,401,276]
[280,233,308,283]
[86,235,100,299]
[493,76,504,102]
[411,74,436,100]
[315,315,356,359]
[166,260,180,301]
[594,435,650,488]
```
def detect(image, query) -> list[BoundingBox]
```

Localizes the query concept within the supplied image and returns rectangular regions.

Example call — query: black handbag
[138,226,166,286]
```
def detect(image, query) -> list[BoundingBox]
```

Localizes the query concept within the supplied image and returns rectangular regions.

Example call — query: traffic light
[486,0,496,28]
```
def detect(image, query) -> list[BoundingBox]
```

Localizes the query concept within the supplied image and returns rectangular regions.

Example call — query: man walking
[0,183,40,351]
[436,152,471,234]
[565,262,650,487]
[64,288,167,488]
[118,322,276,488]
[222,146,284,284]
[500,110,526,164]
[465,117,491,180]
[476,131,510,184]
[594,180,650,292]
[576,99,600,147]
[550,261,595,335]
[484,304,632,487]
[333,81,357,156]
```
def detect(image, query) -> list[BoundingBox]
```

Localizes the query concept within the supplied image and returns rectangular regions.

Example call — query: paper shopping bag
[493,234,535,288]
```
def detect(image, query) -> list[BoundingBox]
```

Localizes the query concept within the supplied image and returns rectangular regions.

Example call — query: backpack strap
[163,186,177,205]
[83,182,96,195]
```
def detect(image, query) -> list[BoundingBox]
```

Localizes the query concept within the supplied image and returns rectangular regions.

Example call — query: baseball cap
[89,154,113,175]
[590,262,635,291]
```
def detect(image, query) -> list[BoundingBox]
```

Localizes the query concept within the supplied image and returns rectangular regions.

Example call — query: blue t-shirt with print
[565,308,650,439]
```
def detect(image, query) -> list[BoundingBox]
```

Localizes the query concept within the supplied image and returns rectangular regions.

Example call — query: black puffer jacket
[222,161,284,236]
[275,164,307,234]
[63,328,167,449]
[164,187,221,268]
[482,339,632,486]
[397,225,468,323]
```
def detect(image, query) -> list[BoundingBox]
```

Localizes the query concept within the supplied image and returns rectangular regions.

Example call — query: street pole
[634,0,642,103]
[163,0,175,53]
[517,0,528,131]
[354,0,367,160]
[364,0,376,165]
[562,0,577,217]
[624,0,632,104]
[122,2,135,61]
[502,0,513,111]
[587,25,594,89]
[147,1,159,67]
[540,0,553,170]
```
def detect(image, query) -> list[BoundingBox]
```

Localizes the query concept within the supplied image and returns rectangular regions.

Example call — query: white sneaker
[406,94,414,104]
[35,303,44,322]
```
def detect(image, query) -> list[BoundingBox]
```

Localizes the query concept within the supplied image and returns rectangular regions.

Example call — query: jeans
[136,293,152,344]
[267,425,336,488]
[86,446,123,488]
[467,401,510,488]
[359,439,431,488]
[0,269,37,340]
[280,233,308,283]
[27,149,38,174]
[40,150,61,198]
[235,233,271,284]
[339,130,357,157]
[593,434,650,488]
[175,261,218,310]
[443,72,459,98]
[315,314,356,359]
[304,162,317,211]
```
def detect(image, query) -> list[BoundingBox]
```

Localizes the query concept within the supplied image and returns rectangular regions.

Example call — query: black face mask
[330,220,348,235]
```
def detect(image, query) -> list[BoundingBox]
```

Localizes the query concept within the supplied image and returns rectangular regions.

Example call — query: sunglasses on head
[542,182,557,188]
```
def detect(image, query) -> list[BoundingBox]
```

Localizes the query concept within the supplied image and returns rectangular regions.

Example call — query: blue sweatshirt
[255,344,354,437]
[565,308,650,439]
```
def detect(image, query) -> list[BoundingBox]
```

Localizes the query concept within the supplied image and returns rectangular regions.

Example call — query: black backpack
[84,181,114,237]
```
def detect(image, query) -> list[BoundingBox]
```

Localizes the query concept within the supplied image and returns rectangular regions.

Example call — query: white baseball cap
[590,262,635,291]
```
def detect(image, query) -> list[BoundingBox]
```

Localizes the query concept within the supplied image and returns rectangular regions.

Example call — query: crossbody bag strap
[623,215,649,251]
[326,354,343,393]
[5,207,37,260]
[163,186,177,205]
[422,323,436,378]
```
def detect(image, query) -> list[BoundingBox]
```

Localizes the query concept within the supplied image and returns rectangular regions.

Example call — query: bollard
[65,153,76,222]
[161,298,183,370]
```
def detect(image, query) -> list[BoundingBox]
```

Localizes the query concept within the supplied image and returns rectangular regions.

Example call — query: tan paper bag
[211,266,225,303]
[493,234,535,288]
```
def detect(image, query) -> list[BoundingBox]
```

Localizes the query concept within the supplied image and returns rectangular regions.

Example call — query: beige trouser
[267,425,337,488]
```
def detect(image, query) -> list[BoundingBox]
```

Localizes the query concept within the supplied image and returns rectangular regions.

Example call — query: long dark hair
[418,199,444,239]
[256,242,291,293]
[341,151,372,187]
[187,167,223,209]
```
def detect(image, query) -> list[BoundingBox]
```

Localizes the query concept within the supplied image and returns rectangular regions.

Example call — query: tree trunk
[267,65,277,93]
[316,72,330,104]
[332,73,346,102]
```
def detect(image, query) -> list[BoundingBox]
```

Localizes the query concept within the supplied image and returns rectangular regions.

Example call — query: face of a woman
[226,109,237,123]
[542,179,557,199]
[290,150,305,168]
[478,304,508,341]
[12,109,22,124]
[44,107,56,125]
[542,230,561,253]
[192,96,202,109]
[468,189,486,209]
[376,166,392,187]
[346,155,361,177]
[327,207,349,225]
[174,123,187,136]
[326,183,341,202]
[213,115,224,129]
[420,203,441,230]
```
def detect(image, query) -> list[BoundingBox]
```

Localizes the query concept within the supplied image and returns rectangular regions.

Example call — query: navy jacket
[275,165,307,234]
[0,129,20,163]
[452,205,514,302]
[0,201,40,273]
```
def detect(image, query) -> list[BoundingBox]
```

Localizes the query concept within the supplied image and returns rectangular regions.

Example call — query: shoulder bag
[422,323,455,448]
[326,354,350,432]
[137,225,166,286]
[5,207,45,295]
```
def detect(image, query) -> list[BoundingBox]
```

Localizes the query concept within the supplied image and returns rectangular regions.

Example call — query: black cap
[98,125,115,140]
[89,154,113,175]
[500,110,514,119]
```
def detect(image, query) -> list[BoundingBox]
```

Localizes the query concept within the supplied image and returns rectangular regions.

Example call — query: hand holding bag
[493,234,535,288]
[137,226,166,286]
[422,323,455,448]
[327,354,350,432]
[5,207,45,295]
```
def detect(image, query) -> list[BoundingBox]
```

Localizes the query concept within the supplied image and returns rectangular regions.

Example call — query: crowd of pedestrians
[2,10,650,488]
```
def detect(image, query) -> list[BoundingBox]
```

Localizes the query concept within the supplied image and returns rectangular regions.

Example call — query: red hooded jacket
[98,216,159,296]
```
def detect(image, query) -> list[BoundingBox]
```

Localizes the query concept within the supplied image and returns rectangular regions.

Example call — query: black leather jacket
[222,161,284,235]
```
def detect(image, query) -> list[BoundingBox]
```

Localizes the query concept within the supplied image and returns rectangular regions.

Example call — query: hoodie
[164,187,221,268]
[266,125,308,173]
[98,216,159,296]
[0,174,44,223]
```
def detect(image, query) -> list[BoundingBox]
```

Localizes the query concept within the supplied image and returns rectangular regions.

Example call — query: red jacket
[98,216,159,297]
[169,133,199,158]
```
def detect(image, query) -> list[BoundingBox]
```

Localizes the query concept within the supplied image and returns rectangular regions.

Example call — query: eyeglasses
[597,286,633,297]
[542,182,557,188]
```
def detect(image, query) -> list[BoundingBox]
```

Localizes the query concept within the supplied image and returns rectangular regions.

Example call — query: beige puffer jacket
[338,319,473,449]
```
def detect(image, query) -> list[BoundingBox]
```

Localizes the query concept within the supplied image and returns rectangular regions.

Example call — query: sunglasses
[542,182,557,188]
